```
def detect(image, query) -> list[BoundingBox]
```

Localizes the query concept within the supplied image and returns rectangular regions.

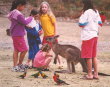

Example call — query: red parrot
[53,72,69,85]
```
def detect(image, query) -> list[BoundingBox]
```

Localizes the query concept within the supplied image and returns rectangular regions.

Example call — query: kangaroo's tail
[98,72,110,76]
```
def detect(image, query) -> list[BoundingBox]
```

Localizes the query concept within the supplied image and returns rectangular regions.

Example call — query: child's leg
[32,60,34,67]
[86,58,93,78]
[92,37,98,78]
[26,46,33,66]
[93,57,98,78]
[13,50,19,66]
[26,59,31,65]
[18,50,27,65]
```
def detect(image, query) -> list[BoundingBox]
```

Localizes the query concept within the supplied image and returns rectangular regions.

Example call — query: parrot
[31,70,48,78]
[53,72,69,85]
[19,65,28,79]
[19,71,27,79]
[31,72,40,78]
[40,71,48,78]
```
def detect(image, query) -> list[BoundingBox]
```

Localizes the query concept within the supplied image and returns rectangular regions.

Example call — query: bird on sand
[53,72,69,85]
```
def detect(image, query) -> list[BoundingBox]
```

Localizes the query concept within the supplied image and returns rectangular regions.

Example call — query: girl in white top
[79,1,102,80]
[79,7,102,40]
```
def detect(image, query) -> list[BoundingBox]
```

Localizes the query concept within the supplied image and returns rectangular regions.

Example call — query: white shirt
[27,17,36,28]
[79,9,102,40]
[26,17,40,31]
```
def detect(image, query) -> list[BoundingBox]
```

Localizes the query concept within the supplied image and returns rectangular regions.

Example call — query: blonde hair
[39,1,55,18]
[41,44,51,52]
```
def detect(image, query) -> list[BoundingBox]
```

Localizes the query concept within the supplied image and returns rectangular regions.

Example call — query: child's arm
[38,24,43,36]
[53,22,56,35]
[46,52,53,57]
[26,28,39,37]
[97,11,102,27]
[43,52,53,58]
[78,11,89,28]
[17,15,32,25]
[26,25,32,29]
[46,54,53,57]
[38,30,43,36]
[49,16,56,35]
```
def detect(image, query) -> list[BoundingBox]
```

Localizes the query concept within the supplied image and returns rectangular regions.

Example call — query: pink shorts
[81,37,98,58]
[12,36,28,52]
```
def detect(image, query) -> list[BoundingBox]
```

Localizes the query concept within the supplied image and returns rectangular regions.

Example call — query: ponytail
[82,0,96,12]
[10,0,27,11]
[10,0,17,11]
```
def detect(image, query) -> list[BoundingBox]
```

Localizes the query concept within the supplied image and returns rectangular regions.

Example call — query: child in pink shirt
[32,44,52,78]
[33,44,52,70]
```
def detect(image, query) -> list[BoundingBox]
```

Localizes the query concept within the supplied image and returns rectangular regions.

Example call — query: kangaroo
[46,35,87,73]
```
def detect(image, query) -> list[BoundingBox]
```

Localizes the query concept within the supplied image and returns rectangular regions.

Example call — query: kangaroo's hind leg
[79,58,88,72]
[67,60,72,73]
[71,62,75,73]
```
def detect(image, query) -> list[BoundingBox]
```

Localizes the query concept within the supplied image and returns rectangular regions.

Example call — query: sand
[0,17,110,87]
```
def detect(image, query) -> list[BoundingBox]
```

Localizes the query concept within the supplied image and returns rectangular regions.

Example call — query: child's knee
[25,50,28,52]
[22,50,28,54]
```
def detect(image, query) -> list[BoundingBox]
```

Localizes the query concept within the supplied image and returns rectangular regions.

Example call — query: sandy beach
[0,17,110,87]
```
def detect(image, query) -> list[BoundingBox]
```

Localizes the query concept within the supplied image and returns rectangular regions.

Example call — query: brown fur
[46,35,87,73]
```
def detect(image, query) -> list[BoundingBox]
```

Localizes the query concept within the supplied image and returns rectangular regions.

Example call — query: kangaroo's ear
[46,37,52,41]
[55,35,59,38]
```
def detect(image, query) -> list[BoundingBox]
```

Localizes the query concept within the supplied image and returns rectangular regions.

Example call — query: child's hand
[26,25,33,29]
[48,55,53,57]
[38,30,43,36]
[46,55,53,57]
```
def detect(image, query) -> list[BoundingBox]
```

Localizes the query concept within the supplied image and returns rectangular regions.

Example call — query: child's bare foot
[93,73,99,80]
[82,75,93,80]
[25,62,30,66]
[93,74,99,79]
[93,76,99,80]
